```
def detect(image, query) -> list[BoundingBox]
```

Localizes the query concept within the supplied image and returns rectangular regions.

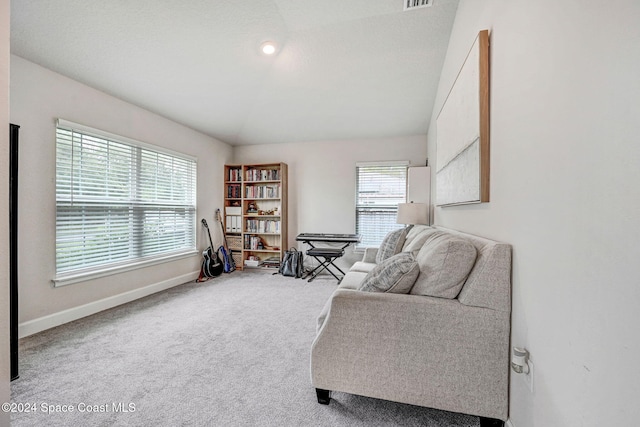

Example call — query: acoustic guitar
[201,219,223,278]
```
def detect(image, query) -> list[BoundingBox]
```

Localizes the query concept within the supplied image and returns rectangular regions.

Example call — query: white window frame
[355,161,409,249]
[53,119,198,287]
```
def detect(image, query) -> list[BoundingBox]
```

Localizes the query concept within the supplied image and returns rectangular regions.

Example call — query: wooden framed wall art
[436,30,490,206]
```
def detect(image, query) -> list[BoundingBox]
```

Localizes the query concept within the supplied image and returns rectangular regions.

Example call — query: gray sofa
[310,225,512,422]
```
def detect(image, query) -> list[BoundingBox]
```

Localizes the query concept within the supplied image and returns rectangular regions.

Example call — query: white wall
[10,56,233,332]
[428,1,640,426]
[1,0,11,422]
[234,136,428,267]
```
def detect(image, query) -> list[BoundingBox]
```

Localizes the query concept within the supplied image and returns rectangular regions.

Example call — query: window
[55,119,197,285]
[355,162,408,248]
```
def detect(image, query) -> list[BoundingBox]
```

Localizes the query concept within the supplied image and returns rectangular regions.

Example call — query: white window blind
[55,120,197,280]
[355,162,408,248]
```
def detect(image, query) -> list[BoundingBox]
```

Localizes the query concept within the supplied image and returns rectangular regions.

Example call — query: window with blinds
[55,120,197,282]
[355,162,408,248]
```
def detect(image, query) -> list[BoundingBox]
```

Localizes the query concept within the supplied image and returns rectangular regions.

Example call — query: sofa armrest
[310,289,510,420]
[362,247,378,263]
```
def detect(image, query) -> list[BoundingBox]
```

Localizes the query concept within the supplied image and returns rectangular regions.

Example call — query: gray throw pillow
[375,227,408,264]
[410,232,477,299]
[359,252,420,294]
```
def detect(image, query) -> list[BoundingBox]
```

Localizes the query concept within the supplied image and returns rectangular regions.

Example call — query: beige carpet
[11,271,480,427]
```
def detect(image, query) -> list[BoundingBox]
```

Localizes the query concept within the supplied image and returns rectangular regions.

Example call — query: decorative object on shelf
[247,202,258,213]
[436,29,490,206]
[259,207,278,216]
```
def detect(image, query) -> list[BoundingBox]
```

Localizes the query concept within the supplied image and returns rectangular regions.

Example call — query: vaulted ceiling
[10,0,459,146]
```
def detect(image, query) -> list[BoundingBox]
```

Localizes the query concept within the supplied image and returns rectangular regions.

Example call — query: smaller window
[355,162,408,248]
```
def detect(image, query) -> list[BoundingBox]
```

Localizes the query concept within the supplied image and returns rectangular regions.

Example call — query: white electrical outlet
[524,359,534,392]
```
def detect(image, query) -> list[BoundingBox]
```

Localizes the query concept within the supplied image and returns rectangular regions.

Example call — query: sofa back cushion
[410,232,477,299]
[359,252,420,294]
[402,225,438,253]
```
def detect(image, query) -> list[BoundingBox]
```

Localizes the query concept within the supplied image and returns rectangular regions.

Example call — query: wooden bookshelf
[223,163,288,271]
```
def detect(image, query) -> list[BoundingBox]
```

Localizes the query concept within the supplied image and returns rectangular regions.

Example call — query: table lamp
[396,202,429,231]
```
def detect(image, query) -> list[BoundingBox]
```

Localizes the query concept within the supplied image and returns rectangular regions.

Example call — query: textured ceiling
[10,0,459,146]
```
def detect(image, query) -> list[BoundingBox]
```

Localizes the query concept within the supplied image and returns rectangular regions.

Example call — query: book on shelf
[244,235,263,250]
[226,183,241,198]
[245,219,280,233]
[245,168,280,182]
[225,215,242,233]
[228,168,242,182]
[245,185,279,199]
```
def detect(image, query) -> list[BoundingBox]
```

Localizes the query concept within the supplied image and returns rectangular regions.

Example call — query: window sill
[52,250,198,287]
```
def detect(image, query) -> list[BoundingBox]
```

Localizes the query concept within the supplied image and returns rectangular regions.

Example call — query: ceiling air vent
[404,0,433,11]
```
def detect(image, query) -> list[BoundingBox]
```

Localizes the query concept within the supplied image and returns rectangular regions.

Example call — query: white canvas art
[436,30,489,206]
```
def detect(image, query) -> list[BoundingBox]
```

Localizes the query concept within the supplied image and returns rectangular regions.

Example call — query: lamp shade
[396,203,429,225]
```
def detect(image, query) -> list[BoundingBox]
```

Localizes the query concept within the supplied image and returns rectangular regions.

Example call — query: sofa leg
[316,388,331,405]
[479,417,504,427]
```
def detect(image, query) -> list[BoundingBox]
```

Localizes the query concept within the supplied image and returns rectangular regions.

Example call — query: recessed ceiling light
[260,41,277,56]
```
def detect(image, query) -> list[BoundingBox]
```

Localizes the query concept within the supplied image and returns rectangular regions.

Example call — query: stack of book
[245,185,279,199]
[228,168,242,182]
[245,219,280,233]
[226,184,241,198]
[245,168,280,182]
[244,235,262,250]
[261,257,281,269]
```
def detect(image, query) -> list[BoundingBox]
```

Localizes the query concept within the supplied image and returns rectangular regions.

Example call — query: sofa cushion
[359,252,419,294]
[402,225,439,253]
[339,271,368,290]
[410,232,477,299]
[349,261,377,274]
[375,228,408,264]
[317,271,367,332]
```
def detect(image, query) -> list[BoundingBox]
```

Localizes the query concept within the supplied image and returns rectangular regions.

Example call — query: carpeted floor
[11,271,480,427]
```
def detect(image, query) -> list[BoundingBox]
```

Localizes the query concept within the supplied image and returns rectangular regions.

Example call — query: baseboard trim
[19,271,200,338]
[506,419,514,427]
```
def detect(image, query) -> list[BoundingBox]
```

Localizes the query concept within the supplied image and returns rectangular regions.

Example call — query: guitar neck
[207,228,215,249]
[202,219,215,249]
[217,209,230,250]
